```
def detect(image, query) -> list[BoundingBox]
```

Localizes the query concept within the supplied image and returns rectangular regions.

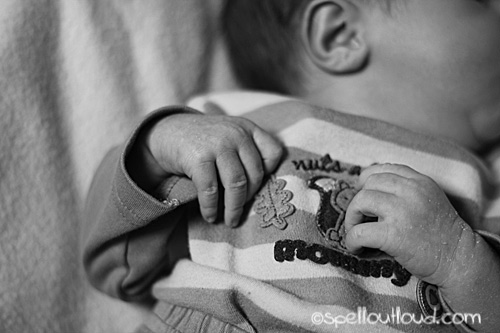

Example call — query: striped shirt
[144,92,500,332]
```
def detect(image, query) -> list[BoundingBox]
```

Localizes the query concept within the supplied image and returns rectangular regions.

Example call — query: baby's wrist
[437,223,485,293]
[434,229,500,331]
[140,113,205,188]
[126,133,168,193]
[127,113,184,193]
[125,107,204,196]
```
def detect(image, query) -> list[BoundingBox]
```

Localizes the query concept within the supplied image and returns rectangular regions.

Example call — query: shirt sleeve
[82,106,199,303]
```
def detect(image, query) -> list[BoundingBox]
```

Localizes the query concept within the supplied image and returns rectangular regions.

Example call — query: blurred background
[0,0,236,331]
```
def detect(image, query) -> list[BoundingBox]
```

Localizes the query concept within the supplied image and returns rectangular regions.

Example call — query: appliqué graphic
[292,154,361,176]
[308,175,357,251]
[416,281,443,318]
[274,239,412,287]
[254,177,295,230]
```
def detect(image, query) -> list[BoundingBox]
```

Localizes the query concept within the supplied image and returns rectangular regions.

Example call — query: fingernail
[225,219,236,228]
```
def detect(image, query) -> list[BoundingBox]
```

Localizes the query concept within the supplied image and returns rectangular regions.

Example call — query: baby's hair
[222,0,310,94]
[222,0,395,95]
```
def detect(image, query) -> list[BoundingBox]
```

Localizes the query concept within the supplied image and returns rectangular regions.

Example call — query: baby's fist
[147,113,283,227]
[344,163,467,286]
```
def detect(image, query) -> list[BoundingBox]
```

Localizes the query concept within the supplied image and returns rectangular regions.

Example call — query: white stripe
[189,240,417,299]
[155,260,405,333]
[188,91,294,116]
[279,119,482,204]
[281,174,320,215]
[489,157,500,182]
[484,197,500,218]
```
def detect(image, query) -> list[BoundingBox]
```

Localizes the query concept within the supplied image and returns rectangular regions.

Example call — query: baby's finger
[359,163,422,187]
[216,151,248,227]
[345,222,389,254]
[362,172,412,196]
[191,161,219,223]
[252,126,283,174]
[238,141,265,199]
[344,189,394,232]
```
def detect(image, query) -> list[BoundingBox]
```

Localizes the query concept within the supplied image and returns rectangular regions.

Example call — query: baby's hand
[344,163,468,287]
[146,113,283,227]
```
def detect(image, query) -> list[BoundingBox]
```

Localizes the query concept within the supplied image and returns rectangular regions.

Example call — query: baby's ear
[301,0,369,74]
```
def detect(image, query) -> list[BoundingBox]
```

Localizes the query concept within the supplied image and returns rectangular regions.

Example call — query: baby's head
[223,0,500,150]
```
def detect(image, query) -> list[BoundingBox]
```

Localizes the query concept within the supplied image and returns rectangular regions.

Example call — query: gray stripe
[154,279,458,333]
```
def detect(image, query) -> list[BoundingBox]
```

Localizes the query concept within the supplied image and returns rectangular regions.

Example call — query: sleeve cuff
[437,290,477,333]
[475,229,500,254]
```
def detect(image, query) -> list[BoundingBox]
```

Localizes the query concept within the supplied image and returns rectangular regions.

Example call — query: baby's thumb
[202,101,227,116]
[252,126,283,174]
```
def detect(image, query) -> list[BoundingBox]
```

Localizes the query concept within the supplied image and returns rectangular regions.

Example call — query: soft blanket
[0,1,231,332]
